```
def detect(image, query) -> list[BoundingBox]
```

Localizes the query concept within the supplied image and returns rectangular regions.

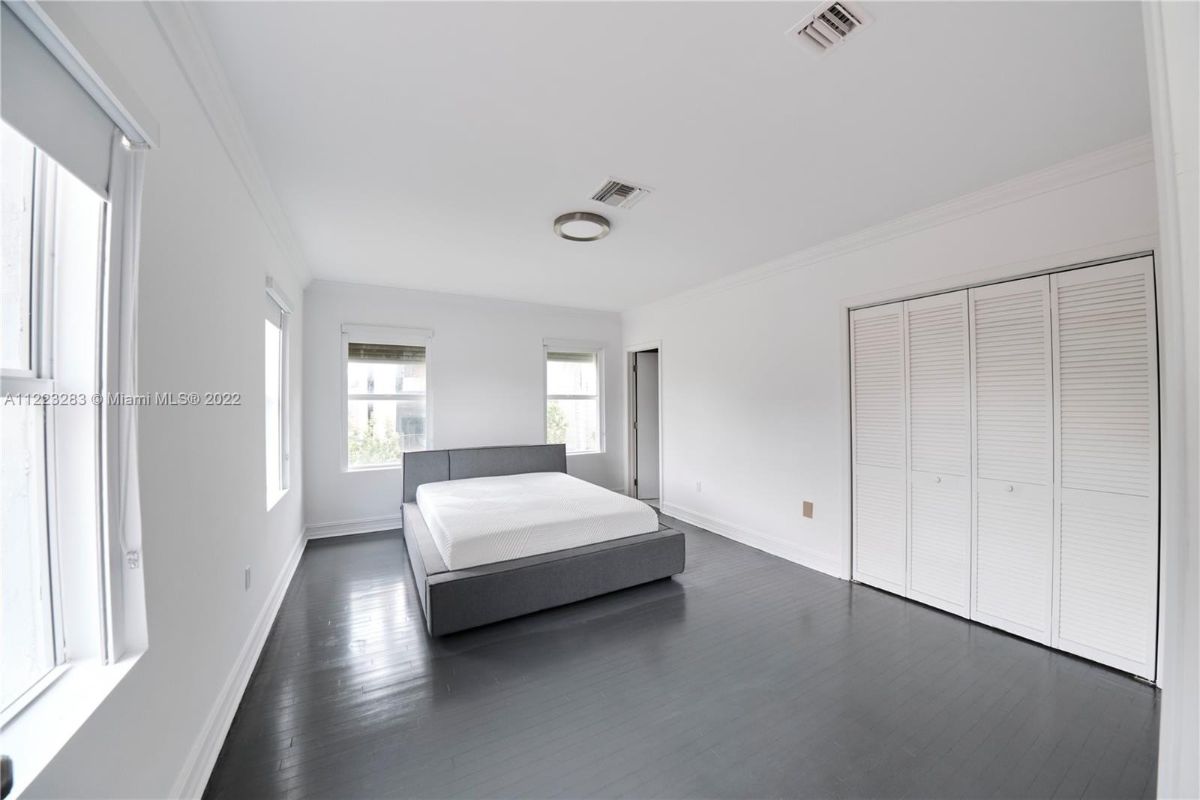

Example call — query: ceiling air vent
[787,1,872,55]
[591,178,652,209]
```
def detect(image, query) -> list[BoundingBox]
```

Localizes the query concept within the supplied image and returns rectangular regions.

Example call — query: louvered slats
[906,293,970,614]
[1052,259,1158,679]
[851,307,907,594]
[851,257,1158,680]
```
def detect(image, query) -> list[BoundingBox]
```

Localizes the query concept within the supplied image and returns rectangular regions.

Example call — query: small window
[344,336,429,470]
[546,347,603,454]
[265,288,289,507]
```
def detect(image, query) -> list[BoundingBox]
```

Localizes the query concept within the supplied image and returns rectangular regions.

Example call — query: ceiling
[197,1,1150,312]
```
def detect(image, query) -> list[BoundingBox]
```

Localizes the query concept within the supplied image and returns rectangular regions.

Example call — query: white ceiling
[197,1,1150,312]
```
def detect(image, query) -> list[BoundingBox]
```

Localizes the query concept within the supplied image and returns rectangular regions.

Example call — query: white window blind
[1,4,115,197]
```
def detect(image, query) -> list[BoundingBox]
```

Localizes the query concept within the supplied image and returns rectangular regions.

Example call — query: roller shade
[1,3,114,197]
[547,351,596,364]
[348,342,426,364]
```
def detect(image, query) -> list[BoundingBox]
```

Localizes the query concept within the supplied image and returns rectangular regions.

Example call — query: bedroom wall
[20,3,307,798]
[622,141,1160,579]
[304,281,625,531]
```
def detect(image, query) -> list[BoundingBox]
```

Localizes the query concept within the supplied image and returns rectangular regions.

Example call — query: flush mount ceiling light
[554,211,610,242]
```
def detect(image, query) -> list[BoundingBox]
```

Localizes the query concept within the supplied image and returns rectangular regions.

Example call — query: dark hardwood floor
[204,515,1159,799]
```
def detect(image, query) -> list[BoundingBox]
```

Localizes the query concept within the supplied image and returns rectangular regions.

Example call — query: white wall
[1145,1,1200,796]
[623,142,1159,580]
[21,3,307,797]
[304,281,624,530]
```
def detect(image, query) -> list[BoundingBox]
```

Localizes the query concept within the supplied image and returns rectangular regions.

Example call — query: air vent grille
[591,179,652,209]
[788,1,872,55]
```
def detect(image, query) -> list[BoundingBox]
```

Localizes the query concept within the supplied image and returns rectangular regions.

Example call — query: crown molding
[627,135,1155,316]
[146,2,312,286]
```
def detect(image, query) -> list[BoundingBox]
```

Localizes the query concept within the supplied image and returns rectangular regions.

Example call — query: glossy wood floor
[204,515,1159,799]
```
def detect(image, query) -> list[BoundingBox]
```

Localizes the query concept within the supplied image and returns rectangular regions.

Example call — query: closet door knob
[934,476,942,484]
[1006,484,1014,493]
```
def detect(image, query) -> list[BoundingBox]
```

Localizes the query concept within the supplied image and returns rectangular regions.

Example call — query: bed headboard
[402,444,568,502]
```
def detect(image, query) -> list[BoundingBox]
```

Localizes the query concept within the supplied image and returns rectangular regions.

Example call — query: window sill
[0,651,143,799]
[344,463,404,473]
[267,487,289,511]
[566,449,605,457]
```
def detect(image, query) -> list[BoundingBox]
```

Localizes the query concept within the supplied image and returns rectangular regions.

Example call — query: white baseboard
[170,531,306,799]
[660,502,846,580]
[305,514,405,540]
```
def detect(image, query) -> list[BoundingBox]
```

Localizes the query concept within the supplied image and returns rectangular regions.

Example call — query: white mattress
[415,472,660,570]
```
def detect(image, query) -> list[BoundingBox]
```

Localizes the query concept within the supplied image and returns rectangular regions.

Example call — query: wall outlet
[696,481,702,493]
[244,566,251,591]
[803,500,814,519]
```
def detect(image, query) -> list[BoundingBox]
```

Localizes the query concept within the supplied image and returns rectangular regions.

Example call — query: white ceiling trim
[626,134,1155,315]
[146,2,312,286]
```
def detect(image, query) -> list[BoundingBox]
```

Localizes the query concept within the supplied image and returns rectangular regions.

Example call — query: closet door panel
[851,304,907,595]
[905,292,971,615]
[970,276,1054,643]
[1052,257,1158,679]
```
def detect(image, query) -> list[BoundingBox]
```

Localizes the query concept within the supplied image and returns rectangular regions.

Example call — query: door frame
[625,341,663,501]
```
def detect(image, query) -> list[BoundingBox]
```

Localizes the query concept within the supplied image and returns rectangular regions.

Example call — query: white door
[851,303,907,595]
[970,276,1055,644]
[905,292,972,616]
[1051,257,1158,680]
[634,351,660,500]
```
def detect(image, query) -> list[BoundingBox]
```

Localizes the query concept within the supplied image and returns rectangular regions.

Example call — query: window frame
[340,324,433,472]
[265,277,291,508]
[543,338,605,456]
[0,136,101,724]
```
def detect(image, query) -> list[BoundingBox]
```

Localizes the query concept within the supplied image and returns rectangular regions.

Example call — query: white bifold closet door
[1051,257,1158,679]
[851,303,908,595]
[905,292,971,615]
[969,276,1056,645]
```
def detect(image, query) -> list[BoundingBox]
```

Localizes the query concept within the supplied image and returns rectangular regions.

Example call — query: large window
[343,327,430,470]
[545,346,602,454]
[265,285,290,507]
[1,121,105,713]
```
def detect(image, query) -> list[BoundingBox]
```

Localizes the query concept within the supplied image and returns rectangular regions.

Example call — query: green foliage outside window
[547,402,567,445]
[348,413,404,467]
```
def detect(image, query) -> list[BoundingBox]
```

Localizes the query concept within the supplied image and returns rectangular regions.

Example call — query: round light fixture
[554,211,610,242]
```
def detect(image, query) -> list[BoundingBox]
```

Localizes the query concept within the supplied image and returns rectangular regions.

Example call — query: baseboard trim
[661,502,846,580]
[170,531,306,799]
[305,514,405,540]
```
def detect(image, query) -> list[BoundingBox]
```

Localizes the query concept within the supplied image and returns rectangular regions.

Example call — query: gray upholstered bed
[401,444,686,635]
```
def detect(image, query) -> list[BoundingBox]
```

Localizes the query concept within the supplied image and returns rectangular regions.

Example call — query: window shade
[348,342,426,364]
[547,351,595,364]
[1,4,114,197]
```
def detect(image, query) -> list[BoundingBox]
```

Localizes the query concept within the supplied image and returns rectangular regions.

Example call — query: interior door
[634,351,660,500]
[905,291,972,616]
[970,276,1055,644]
[1051,257,1158,679]
[851,303,908,595]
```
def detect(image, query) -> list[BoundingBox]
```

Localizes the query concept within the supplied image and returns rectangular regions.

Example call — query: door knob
[935,476,942,484]
[1006,484,1014,492]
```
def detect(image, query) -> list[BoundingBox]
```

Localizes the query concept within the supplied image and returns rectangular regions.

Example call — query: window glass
[2,124,35,372]
[546,350,601,454]
[346,343,427,469]
[265,317,282,503]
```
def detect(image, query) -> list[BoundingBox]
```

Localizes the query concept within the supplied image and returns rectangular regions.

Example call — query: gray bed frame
[401,444,686,636]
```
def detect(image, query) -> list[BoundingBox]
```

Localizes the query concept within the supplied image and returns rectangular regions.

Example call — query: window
[1,121,105,713]
[265,284,290,507]
[545,346,603,454]
[343,326,430,470]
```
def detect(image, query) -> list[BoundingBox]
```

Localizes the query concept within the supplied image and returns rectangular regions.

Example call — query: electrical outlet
[803,501,814,519]
[244,567,251,591]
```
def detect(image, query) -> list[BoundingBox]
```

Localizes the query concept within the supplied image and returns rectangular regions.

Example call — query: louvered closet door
[851,303,907,595]
[905,292,971,616]
[1051,257,1158,679]
[970,276,1055,644]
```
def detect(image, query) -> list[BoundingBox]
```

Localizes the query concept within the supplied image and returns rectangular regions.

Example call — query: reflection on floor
[204,514,1159,799]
